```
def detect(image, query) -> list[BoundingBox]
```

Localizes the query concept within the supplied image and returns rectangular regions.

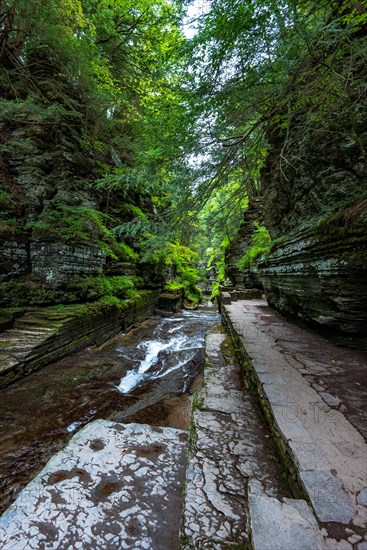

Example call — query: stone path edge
[221,305,310,501]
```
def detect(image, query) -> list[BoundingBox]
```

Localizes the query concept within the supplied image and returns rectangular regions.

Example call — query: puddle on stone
[125,394,193,431]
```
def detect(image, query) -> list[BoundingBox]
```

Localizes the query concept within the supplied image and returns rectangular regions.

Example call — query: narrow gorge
[0,0,366,548]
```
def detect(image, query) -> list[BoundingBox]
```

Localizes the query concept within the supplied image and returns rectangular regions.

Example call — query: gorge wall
[0,109,165,386]
[0,26,171,385]
[226,26,367,336]
[0,108,165,307]
[259,70,367,334]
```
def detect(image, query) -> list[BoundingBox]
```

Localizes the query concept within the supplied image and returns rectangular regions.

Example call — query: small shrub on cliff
[237,222,271,269]
[71,275,141,300]
[164,280,184,292]
[165,242,202,303]
[25,205,139,262]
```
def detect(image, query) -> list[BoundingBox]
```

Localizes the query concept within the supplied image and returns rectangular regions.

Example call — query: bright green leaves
[54,0,85,31]
[176,0,367,290]
[237,222,271,269]
[165,242,202,302]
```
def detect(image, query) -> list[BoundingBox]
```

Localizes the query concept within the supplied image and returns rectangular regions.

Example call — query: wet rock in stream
[0,308,219,515]
[113,348,205,423]
[0,421,188,550]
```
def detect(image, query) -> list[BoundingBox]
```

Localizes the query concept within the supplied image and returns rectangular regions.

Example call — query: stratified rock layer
[259,211,367,334]
[0,290,159,388]
[30,241,106,285]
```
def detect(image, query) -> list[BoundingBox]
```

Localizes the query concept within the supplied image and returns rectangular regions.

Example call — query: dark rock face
[261,115,366,239]
[259,212,367,334]
[157,289,184,314]
[258,79,367,334]
[0,237,108,304]
[259,170,367,334]
[255,34,367,335]
[30,241,106,285]
[0,239,29,279]
[0,146,105,301]
[0,106,166,305]
[225,200,264,289]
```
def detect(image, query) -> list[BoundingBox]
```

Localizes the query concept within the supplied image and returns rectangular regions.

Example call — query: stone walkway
[222,298,367,549]
[1,300,366,549]
[181,332,250,548]
[181,329,335,549]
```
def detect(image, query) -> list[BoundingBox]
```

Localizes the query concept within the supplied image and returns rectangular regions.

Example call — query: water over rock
[0,291,160,389]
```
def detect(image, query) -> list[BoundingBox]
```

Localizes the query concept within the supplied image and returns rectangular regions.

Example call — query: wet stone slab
[181,334,248,548]
[0,420,188,549]
[0,309,218,517]
[248,480,326,550]
[223,299,367,542]
[181,332,292,548]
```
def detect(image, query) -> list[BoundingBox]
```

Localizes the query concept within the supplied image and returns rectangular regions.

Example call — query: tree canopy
[1,0,366,295]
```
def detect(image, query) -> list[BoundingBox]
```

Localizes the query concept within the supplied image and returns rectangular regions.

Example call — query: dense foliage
[1,0,366,303]
[0,0,204,301]
[179,0,366,275]
[237,223,271,269]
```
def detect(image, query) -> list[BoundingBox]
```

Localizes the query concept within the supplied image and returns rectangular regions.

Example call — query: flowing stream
[116,313,207,394]
[0,306,219,514]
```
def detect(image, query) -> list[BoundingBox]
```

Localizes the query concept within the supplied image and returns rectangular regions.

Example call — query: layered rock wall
[256,30,367,335]
[259,215,367,334]
[259,133,367,335]
[0,105,167,307]
[0,290,160,389]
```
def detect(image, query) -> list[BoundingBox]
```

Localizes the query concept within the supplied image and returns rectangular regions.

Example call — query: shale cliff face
[259,91,367,334]
[259,208,367,334]
[227,29,367,336]
[261,114,366,331]
[0,76,103,291]
[0,110,165,307]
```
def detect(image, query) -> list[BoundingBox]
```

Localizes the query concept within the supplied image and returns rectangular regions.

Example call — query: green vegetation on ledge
[237,223,272,270]
[164,243,202,303]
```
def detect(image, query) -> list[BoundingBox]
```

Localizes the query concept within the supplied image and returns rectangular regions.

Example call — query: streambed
[0,306,219,515]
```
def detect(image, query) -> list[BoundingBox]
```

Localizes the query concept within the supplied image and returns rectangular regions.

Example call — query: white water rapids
[116,311,218,394]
